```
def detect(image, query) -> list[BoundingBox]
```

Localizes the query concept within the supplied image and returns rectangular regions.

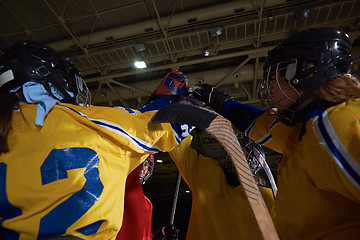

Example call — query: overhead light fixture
[210,26,223,37]
[134,43,147,52]
[294,8,314,20]
[267,14,274,21]
[134,60,147,69]
[156,159,163,163]
[203,47,215,57]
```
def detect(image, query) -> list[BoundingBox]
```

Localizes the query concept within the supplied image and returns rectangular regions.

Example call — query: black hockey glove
[192,84,233,113]
[152,225,179,240]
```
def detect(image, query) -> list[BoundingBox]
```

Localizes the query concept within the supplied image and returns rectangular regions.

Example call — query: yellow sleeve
[168,135,197,189]
[248,111,310,156]
[247,112,284,153]
[61,104,193,154]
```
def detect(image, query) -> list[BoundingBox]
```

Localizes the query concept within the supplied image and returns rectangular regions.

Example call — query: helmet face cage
[237,135,264,176]
[138,154,154,185]
[71,66,91,106]
[75,75,91,106]
[259,61,302,122]
[242,140,263,176]
[219,135,266,186]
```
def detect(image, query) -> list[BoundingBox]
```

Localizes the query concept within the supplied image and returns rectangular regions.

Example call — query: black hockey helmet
[263,27,355,89]
[0,41,90,105]
[260,28,358,125]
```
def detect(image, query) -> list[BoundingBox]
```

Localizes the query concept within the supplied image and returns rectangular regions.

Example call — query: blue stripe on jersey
[245,118,278,146]
[91,119,162,152]
[257,120,278,145]
[315,112,360,190]
[59,105,163,153]
[244,118,256,137]
[258,134,272,145]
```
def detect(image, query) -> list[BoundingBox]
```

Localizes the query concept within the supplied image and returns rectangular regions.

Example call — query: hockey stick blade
[150,103,218,130]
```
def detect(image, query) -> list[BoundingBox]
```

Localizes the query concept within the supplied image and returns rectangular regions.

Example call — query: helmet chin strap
[38,68,78,105]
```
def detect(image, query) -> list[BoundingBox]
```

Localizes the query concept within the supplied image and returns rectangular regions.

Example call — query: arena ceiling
[1,0,360,231]
[2,0,360,108]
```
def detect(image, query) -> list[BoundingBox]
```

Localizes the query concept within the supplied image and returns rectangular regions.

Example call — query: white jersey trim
[60,105,163,153]
[314,111,360,190]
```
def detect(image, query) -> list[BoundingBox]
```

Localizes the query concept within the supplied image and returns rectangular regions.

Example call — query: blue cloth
[221,100,265,132]
[22,82,65,126]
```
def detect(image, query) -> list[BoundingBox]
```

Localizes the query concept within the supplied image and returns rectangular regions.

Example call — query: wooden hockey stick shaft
[151,103,279,239]
[206,116,279,240]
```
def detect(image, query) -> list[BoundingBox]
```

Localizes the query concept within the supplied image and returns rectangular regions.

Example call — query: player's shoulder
[314,98,360,138]
[55,103,149,124]
[326,98,360,123]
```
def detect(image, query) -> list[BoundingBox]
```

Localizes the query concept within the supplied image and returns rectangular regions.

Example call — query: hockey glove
[192,84,233,112]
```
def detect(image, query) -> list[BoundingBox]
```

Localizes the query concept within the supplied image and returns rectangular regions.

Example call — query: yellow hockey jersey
[0,102,193,240]
[245,98,360,239]
[169,135,274,240]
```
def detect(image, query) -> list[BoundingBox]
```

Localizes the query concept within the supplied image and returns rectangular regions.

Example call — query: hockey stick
[151,103,279,240]
[169,172,181,226]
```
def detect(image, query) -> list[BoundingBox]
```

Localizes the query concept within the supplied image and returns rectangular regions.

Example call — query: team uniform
[168,135,273,240]
[0,101,192,239]
[220,99,360,239]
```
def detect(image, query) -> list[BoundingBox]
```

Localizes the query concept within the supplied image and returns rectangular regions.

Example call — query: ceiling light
[134,60,147,69]
[134,43,147,52]
[156,159,163,163]
[267,14,274,21]
[203,47,215,57]
[294,8,314,20]
[210,26,223,37]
